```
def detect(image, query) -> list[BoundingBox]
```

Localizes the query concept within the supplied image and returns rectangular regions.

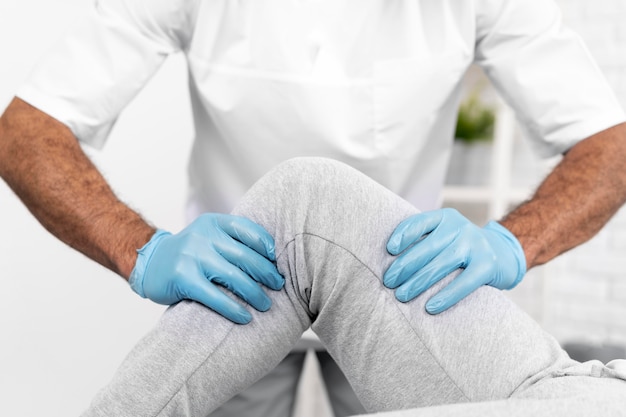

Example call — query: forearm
[0,97,155,278]
[500,122,626,269]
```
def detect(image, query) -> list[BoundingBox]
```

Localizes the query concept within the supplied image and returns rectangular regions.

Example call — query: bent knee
[265,157,365,195]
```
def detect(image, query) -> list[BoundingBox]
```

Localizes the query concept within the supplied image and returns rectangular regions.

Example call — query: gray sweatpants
[82,158,626,417]
[207,350,365,417]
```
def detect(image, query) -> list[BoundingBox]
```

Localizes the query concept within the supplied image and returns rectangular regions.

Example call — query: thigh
[348,376,626,417]
[209,352,306,417]
[316,351,366,417]
[81,295,309,417]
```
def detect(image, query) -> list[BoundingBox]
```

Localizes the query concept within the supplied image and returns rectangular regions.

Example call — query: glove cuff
[129,229,172,298]
[484,221,527,289]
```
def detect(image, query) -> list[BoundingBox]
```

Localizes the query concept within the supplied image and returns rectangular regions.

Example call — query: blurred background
[1,1,625,416]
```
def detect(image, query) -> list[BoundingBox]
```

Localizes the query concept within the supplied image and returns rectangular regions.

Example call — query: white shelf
[443,101,546,221]
[443,100,516,220]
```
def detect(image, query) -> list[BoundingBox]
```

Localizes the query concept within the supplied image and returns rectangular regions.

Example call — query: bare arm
[501,122,626,269]
[0,97,155,278]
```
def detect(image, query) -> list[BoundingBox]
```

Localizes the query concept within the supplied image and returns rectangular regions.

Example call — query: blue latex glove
[129,213,284,324]
[384,208,526,314]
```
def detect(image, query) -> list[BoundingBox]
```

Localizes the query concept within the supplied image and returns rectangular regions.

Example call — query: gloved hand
[383,208,526,314]
[129,213,284,324]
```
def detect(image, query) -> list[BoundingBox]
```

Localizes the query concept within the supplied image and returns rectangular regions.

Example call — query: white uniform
[16,0,626,416]
[18,0,625,216]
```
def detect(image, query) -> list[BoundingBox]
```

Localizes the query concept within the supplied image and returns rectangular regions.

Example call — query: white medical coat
[18,0,625,216]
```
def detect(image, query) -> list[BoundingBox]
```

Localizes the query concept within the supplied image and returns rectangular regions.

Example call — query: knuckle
[442,207,460,219]
[171,260,192,279]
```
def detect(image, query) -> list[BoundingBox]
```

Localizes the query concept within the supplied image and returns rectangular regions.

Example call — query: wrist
[485,221,527,288]
[114,220,160,279]
[128,229,172,297]
[499,214,542,269]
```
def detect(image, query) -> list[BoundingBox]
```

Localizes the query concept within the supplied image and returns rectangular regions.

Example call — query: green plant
[454,92,496,144]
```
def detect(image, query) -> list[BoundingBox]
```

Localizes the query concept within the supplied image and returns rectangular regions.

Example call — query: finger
[216,238,284,290]
[203,255,273,312]
[387,211,445,254]
[218,215,276,261]
[384,227,458,288]
[394,245,466,303]
[186,279,253,324]
[424,264,491,314]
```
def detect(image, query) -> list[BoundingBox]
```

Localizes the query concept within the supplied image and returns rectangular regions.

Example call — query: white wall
[0,1,193,415]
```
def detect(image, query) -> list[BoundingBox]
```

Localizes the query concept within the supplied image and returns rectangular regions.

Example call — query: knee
[265,157,362,196]
[234,157,376,239]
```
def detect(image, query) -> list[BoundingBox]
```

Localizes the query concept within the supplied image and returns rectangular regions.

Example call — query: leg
[348,372,626,417]
[208,352,305,417]
[82,158,626,416]
[232,158,626,413]
[316,351,366,417]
